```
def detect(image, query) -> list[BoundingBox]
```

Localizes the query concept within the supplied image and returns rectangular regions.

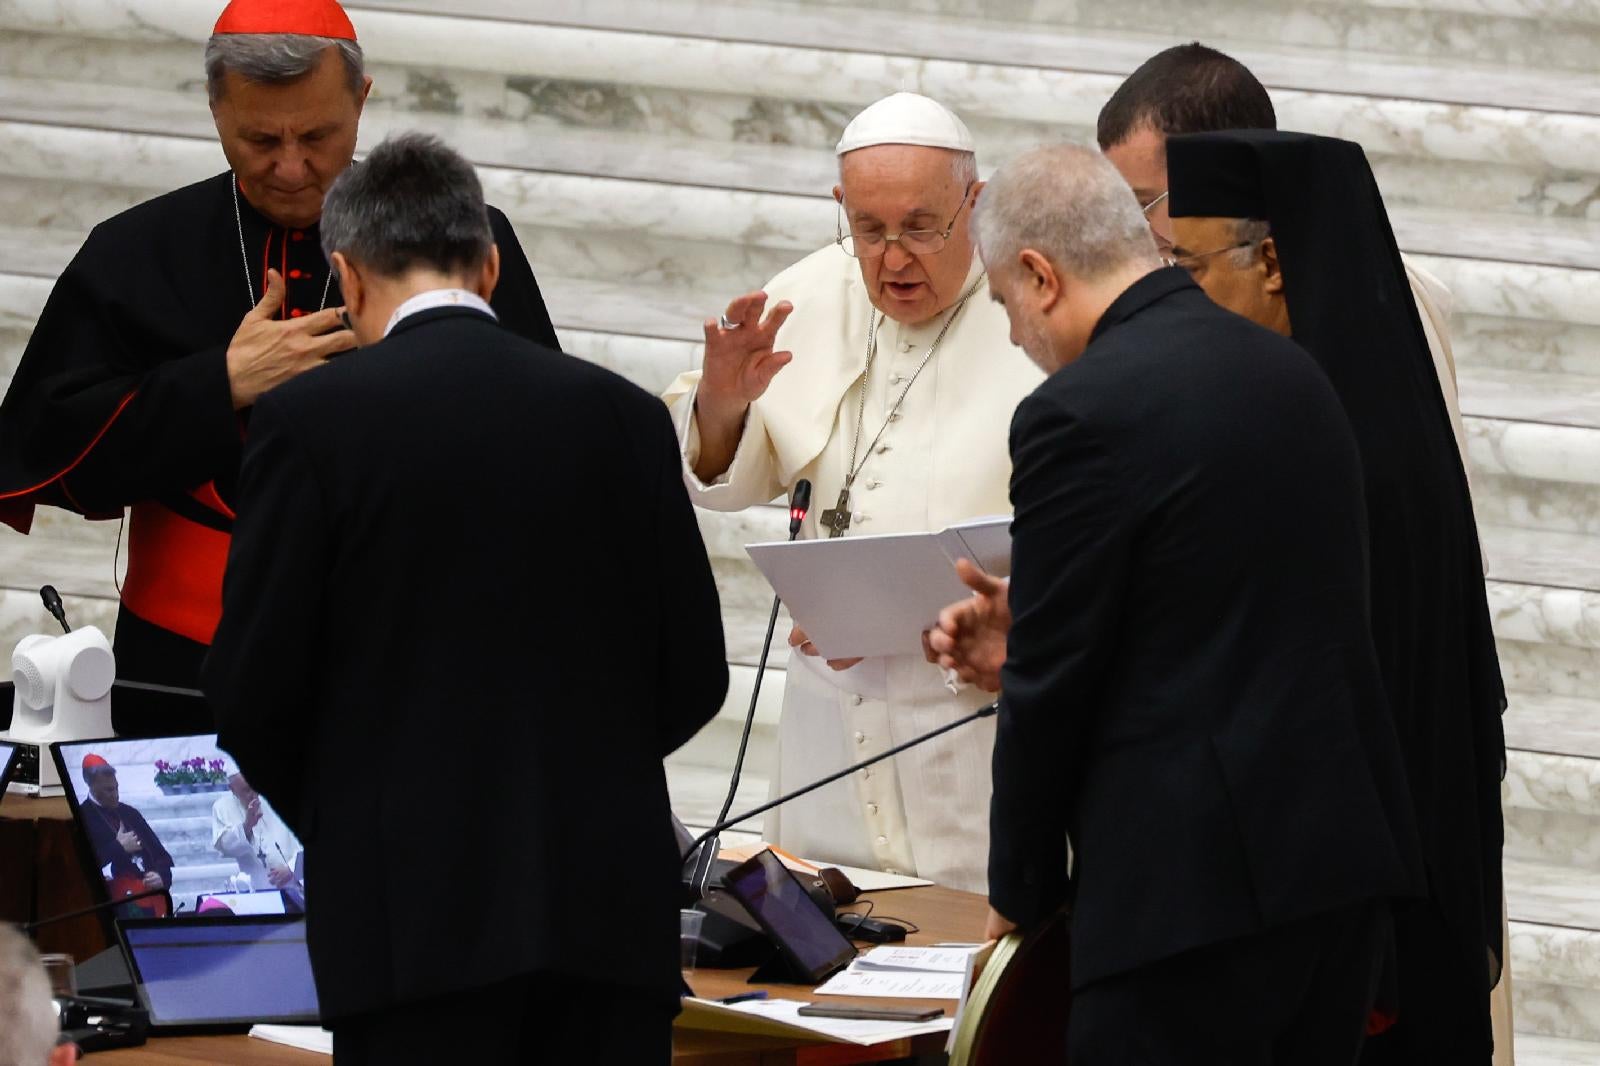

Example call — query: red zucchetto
[213,0,358,40]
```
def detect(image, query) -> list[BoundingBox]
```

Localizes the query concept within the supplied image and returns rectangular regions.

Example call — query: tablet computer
[51,733,304,929]
[721,848,857,984]
[0,740,19,794]
[116,914,320,1033]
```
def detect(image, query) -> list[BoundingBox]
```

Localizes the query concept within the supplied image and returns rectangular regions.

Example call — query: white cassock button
[889,373,905,385]
[863,768,874,779]
[853,511,866,524]
[876,444,890,454]
[877,835,889,846]
[885,868,899,875]
[854,730,866,743]
[888,412,901,423]
[866,479,881,490]
[867,803,879,815]
[851,695,864,706]
[900,341,914,352]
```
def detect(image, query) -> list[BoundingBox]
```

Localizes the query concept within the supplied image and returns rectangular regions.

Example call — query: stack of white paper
[814,944,984,1000]
[249,1024,333,1055]
[679,997,952,1045]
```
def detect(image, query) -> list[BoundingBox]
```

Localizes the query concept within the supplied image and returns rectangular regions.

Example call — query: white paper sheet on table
[679,997,951,1045]
[249,1024,333,1055]
[826,863,934,891]
[815,944,983,999]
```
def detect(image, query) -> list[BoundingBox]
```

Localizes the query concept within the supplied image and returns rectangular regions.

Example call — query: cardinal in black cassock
[0,0,558,737]
[1168,129,1507,1065]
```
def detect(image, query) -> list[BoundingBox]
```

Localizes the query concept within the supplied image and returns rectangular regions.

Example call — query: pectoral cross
[820,489,852,538]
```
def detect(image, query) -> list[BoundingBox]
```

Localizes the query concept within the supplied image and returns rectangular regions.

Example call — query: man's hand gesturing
[226,268,356,409]
[924,559,1011,693]
[692,292,795,482]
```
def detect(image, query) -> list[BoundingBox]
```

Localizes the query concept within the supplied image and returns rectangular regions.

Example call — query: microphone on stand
[682,699,999,891]
[687,480,811,898]
[23,885,174,934]
[40,585,71,633]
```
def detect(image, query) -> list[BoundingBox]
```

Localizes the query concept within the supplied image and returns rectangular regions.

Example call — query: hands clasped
[227,268,356,409]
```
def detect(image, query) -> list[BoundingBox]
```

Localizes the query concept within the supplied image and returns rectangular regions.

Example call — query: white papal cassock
[662,246,1042,893]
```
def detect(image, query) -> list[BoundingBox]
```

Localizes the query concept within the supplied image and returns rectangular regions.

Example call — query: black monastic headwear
[1169,128,1508,1003]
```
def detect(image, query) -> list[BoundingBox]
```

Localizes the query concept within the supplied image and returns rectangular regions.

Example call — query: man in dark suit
[957,144,1423,1064]
[203,132,728,1064]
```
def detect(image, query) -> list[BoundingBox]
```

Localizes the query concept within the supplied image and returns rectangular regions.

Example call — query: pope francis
[662,93,1042,892]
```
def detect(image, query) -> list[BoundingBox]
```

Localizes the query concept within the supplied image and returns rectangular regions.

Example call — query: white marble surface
[1484,525,1600,593]
[1514,1032,1600,1066]
[1515,979,1600,1044]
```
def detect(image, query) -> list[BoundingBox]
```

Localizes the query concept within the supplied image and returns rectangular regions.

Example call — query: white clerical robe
[662,246,1043,892]
[212,791,302,890]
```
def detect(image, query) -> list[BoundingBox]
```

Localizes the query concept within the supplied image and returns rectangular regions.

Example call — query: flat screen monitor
[51,734,304,923]
[0,740,18,793]
[117,914,320,1032]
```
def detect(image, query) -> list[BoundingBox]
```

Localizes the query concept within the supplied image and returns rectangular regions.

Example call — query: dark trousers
[1068,901,1391,1066]
[110,606,212,738]
[330,973,678,1065]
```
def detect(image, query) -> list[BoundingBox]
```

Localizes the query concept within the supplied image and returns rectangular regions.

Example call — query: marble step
[1,6,1597,227]
[1516,1033,1600,1066]
[435,0,1600,86]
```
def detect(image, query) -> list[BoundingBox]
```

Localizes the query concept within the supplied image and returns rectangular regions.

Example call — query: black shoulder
[83,173,231,249]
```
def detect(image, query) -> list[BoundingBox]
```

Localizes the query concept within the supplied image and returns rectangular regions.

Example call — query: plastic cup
[680,908,705,973]
[40,954,76,998]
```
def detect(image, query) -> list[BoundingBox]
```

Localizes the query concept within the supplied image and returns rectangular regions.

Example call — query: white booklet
[745,516,1011,659]
[815,945,984,1000]
[679,996,952,1045]
[249,1024,333,1055]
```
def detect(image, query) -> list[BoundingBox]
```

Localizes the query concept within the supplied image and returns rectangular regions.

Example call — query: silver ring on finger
[718,314,741,331]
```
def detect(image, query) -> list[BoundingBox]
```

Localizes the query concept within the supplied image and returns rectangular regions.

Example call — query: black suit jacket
[202,306,727,1019]
[989,268,1423,989]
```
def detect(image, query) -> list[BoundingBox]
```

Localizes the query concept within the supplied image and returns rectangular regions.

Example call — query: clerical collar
[384,289,497,336]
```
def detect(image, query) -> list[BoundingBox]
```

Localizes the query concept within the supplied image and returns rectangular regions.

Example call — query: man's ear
[356,75,374,112]
[331,251,362,316]
[831,184,843,205]
[1260,236,1286,296]
[1017,249,1062,312]
[476,246,502,302]
[968,180,986,204]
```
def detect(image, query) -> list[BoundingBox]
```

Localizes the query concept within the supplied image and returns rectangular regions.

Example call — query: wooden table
[0,790,110,961]
[86,884,988,1065]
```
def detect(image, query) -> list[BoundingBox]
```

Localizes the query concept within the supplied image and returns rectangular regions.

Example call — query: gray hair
[0,924,57,1066]
[974,143,1159,282]
[320,132,493,277]
[1230,218,1273,268]
[837,147,979,189]
[205,34,364,104]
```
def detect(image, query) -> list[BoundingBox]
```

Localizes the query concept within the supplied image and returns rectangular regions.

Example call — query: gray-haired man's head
[974,143,1161,373]
[321,132,502,345]
[206,35,372,229]
[0,923,73,1066]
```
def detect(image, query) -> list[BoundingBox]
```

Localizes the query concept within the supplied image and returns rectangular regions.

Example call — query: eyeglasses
[1140,191,1170,215]
[1164,239,1258,275]
[836,182,976,259]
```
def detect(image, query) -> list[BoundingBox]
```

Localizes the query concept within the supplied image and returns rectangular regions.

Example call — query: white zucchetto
[835,92,976,156]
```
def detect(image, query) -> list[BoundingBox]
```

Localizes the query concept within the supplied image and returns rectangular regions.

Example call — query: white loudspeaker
[3,627,116,794]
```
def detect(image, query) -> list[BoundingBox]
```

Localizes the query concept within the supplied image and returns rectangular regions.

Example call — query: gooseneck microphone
[689,480,813,897]
[23,885,173,934]
[40,584,70,633]
[682,700,999,894]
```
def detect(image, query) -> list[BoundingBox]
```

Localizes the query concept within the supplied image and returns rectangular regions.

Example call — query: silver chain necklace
[818,272,986,538]
[232,176,334,313]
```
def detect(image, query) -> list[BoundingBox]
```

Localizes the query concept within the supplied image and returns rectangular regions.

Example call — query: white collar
[384,288,497,337]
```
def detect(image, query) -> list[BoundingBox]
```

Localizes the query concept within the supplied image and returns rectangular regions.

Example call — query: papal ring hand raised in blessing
[718,313,741,331]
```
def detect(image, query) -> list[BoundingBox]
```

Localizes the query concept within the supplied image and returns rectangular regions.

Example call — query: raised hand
[925,558,1011,693]
[226,268,357,409]
[692,292,795,482]
[244,797,264,835]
